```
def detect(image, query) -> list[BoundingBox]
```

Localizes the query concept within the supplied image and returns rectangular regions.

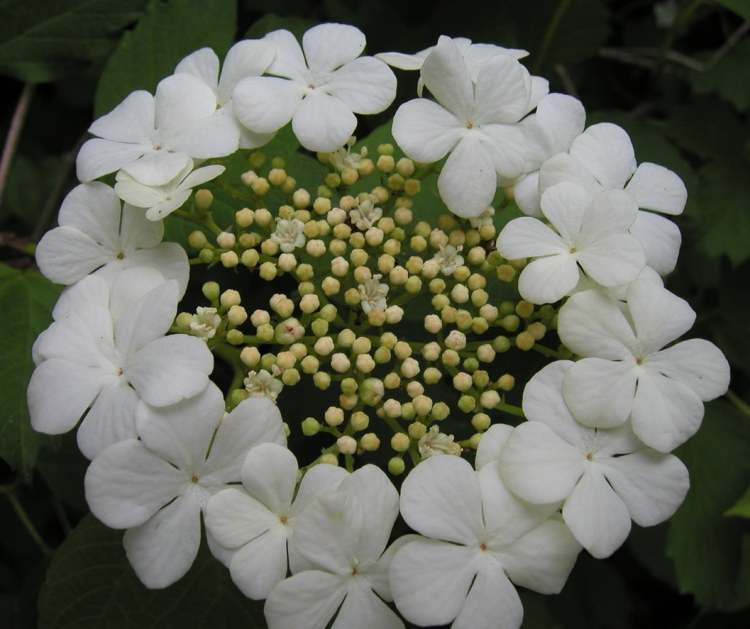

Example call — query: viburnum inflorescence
[28,23,731,629]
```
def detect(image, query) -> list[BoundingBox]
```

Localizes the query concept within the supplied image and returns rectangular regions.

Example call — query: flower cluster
[28,23,730,629]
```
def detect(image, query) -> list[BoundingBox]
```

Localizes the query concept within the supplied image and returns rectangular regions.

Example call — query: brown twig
[0,84,34,206]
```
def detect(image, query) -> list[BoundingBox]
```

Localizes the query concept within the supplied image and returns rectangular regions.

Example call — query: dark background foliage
[1,0,749,627]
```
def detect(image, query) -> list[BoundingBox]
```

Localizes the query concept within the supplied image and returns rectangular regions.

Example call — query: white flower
[391,455,579,629]
[84,383,285,588]
[232,24,397,152]
[245,369,284,401]
[205,444,348,599]
[327,137,368,172]
[392,36,545,217]
[497,181,645,304]
[377,36,530,95]
[190,307,221,339]
[418,425,462,458]
[115,159,225,221]
[431,244,464,276]
[271,219,306,252]
[498,361,690,558]
[358,274,388,313]
[175,40,276,149]
[35,183,188,294]
[539,122,687,274]
[28,273,213,459]
[76,74,238,186]
[557,280,730,452]
[264,465,405,629]
[349,195,382,231]
[512,93,586,216]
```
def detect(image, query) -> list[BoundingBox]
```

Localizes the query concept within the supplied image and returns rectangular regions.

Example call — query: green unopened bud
[311,318,329,337]
[194,188,213,213]
[226,329,244,345]
[202,281,220,302]
[313,371,331,390]
[431,401,450,421]
[188,230,208,249]
[302,417,320,436]
[472,413,491,431]
[388,457,405,475]
[360,378,385,406]
[458,395,476,413]
[228,388,249,408]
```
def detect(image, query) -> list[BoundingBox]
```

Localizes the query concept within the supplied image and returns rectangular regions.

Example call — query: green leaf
[717,0,750,20]
[1,154,64,230]
[38,515,267,629]
[94,0,237,116]
[0,264,60,476]
[667,400,750,610]
[0,0,147,83]
[726,485,750,519]
[691,40,750,112]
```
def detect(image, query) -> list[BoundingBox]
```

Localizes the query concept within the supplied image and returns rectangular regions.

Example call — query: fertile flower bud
[401,357,420,379]
[424,367,442,384]
[388,457,405,475]
[516,331,535,351]
[431,402,450,421]
[351,411,370,431]
[480,390,500,409]
[259,261,277,280]
[324,406,344,427]
[383,399,402,418]
[300,355,319,374]
[302,417,320,436]
[188,230,208,249]
[220,251,239,268]
[313,371,331,390]
[275,318,305,344]
[310,318,329,337]
[299,294,320,314]
[314,336,335,356]
[360,378,385,406]
[424,314,442,334]
[472,413,491,431]
[194,188,213,212]
[292,188,311,209]
[331,353,351,373]
[241,249,259,268]
[498,374,515,391]
[453,372,473,392]
[445,330,467,351]
[360,433,380,451]
[227,305,247,326]
[321,277,340,296]
[337,436,357,455]
[216,231,236,249]
[450,284,469,304]
[477,344,496,363]
[306,239,326,257]
[319,453,338,466]
[393,341,412,360]
[220,289,241,308]
[385,306,404,324]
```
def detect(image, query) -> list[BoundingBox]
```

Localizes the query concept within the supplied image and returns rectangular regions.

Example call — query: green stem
[212,343,246,393]
[727,390,750,419]
[4,492,52,555]
[531,343,560,359]
[496,402,525,418]
[533,0,573,73]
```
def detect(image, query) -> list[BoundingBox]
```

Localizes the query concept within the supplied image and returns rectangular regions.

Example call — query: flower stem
[727,390,750,420]
[3,490,52,555]
[0,83,34,206]
[496,402,525,418]
[533,0,573,73]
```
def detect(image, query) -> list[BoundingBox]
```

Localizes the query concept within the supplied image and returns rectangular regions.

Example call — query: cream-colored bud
[259,261,277,280]
[429,229,449,249]
[220,289,241,308]
[384,399,402,419]
[385,306,403,324]
[300,355,320,374]
[290,343,307,359]
[453,372,473,392]
[442,349,460,367]
[327,207,347,225]
[336,435,357,455]
[240,346,261,368]
[389,266,408,285]
[393,341,412,360]
[422,342,441,362]
[292,188,311,209]
[351,411,370,432]
[250,309,270,327]
[477,344,496,363]
[321,276,340,296]
[360,433,380,451]
[480,390,501,409]
[365,227,384,247]
[254,208,272,227]
[227,305,247,326]
[424,314,442,334]
[188,230,208,249]
[216,231,236,249]
[314,336,335,356]
[356,353,376,373]
[380,332,397,349]
[330,352,351,373]
[413,395,433,417]
[401,357,420,379]
[276,351,296,370]
[498,374,515,391]
[220,251,239,268]
[390,432,410,452]
[421,259,440,278]
[353,266,372,284]
[306,239,326,257]
[378,254,395,274]
[424,366,442,384]
[445,330,467,351]
[450,284,469,304]
[313,196,332,215]
[479,304,499,322]
[383,372,401,389]
[277,253,296,272]
[268,168,287,186]
[350,248,368,267]
[324,406,344,427]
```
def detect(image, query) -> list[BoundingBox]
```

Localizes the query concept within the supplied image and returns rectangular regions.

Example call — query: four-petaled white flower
[85,383,286,588]
[539,123,687,275]
[358,274,389,313]
[393,36,545,217]
[206,443,348,599]
[115,159,225,221]
[28,273,213,459]
[190,306,221,339]
[271,218,306,252]
[233,24,397,152]
[513,93,586,216]
[174,39,277,149]
[36,183,188,294]
[498,361,690,558]
[245,369,284,401]
[265,465,406,629]
[557,280,730,452]
[349,195,382,231]
[77,74,238,186]
[431,243,465,276]
[497,181,645,304]
[391,454,580,629]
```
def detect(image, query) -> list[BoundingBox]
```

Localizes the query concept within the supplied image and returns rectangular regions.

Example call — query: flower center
[116,251,125,260]
[479,542,488,551]
[279,515,288,525]
[191,474,200,483]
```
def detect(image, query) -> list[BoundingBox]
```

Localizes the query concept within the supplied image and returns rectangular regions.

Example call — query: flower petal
[201,395,286,481]
[123,490,202,588]
[392,98,463,163]
[155,73,216,134]
[631,368,705,453]
[302,23,366,72]
[241,443,298,514]
[625,162,686,215]
[498,421,584,504]
[390,538,477,627]
[292,91,356,152]
[28,359,108,435]
[474,54,531,125]
[497,216,568,259]
[498,516,580,595]
[219,39,276,100]
[36,226,112,285]
[76,138,149,183]
[557,289,637,359]
[647,339,730,401]
[513,171,542,216]
[421,36,473,121]
[232,76,304,134]
[118,202,163,248]
[291,463,349,515]
[518,253,580,304]
[535,93,586,155]
[205,487,279,548]
[119,151,192,187]
[570,123,637,189]
[438,133,497,218]
[84,438,186,528]
[59,182,123,247]
[577,234,645,288]
[562,357,637,428]
[600,450,689,526]
[538,152,599,196]
[175,47,220,92]
[400,455,483,545]
[629,210,682,275]
[114,243,189,298]
[540,181,591,242]
[627,280,695,355]
[114,279,178,357]
[230,526,288,599]
[332,579,404,629]
[89,90,154,143]
[475,424,513,469]
[127,334,213,407]
[562,469,631,558]
[453,555,523,629]
[76,380,139,459]
[325,56,396,114]
[166,110,239,159]
[264,571,347,629]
